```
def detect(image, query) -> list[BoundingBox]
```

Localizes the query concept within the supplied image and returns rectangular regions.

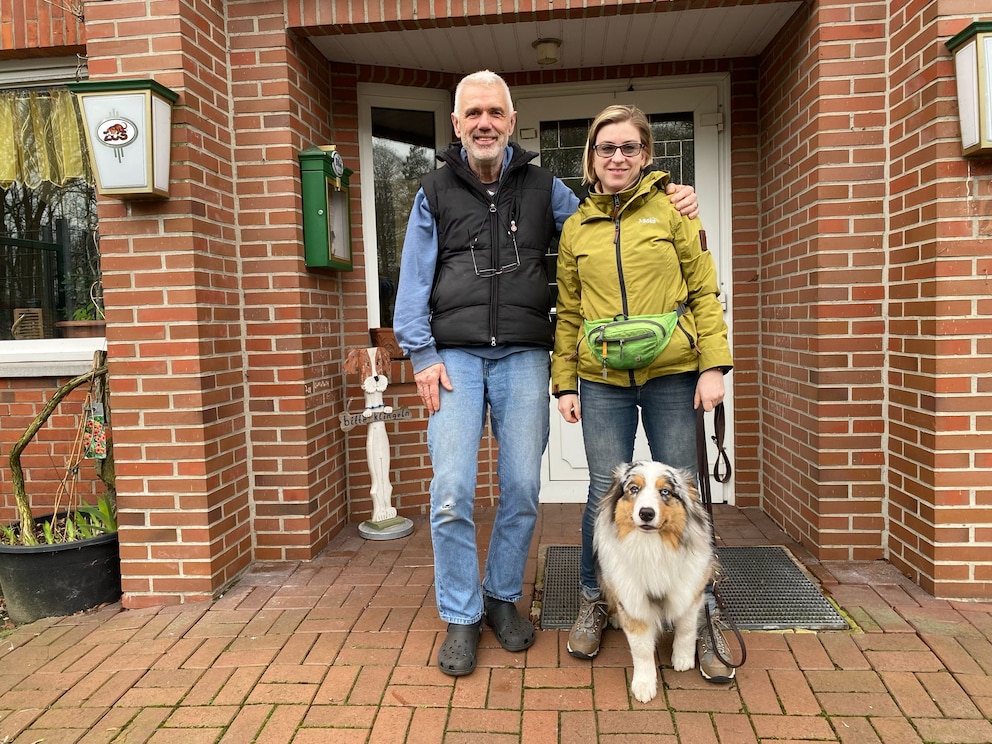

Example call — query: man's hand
[415,363,452,415]
[665,182,699,220]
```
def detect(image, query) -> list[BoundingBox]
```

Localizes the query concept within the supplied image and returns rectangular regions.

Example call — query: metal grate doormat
[714,546,849,630]
[537,544,583,630]
[537,544,849,631]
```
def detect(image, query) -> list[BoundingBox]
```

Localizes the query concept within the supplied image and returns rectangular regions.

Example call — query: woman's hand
[557,393,581,423]
[694,368,725,412]
[665,182,699,220]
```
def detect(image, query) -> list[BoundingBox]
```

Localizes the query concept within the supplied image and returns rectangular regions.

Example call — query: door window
[539,111,695,188]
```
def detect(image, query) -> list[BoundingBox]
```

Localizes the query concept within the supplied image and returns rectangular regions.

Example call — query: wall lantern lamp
[68,79,179,197]
[946,21,992,157]
[532,38,561,67]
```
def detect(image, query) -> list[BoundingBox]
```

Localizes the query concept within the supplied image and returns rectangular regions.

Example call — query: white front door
[513,75,735,504]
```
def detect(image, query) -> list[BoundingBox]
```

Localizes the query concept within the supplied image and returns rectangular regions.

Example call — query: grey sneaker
[697,612,735,683]
[567,595,608,659]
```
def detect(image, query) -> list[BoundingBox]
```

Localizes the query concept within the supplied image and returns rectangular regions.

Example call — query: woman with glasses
[550,104,736,683]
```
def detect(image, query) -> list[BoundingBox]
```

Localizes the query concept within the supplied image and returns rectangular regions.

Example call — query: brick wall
[84,0,252,606]
[755,1,992,597]
[0,376,104,523]
[725,60,761,509]
[227,3,348,563]
[886,7,992,598]
[758,1,889,561]
[0,0,84,58]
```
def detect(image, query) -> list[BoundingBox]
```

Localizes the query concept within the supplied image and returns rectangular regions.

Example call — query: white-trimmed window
[357,84,451,329]
[0,57,103,376]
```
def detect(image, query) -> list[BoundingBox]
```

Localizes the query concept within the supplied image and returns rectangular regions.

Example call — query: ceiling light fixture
[532,38,561,66]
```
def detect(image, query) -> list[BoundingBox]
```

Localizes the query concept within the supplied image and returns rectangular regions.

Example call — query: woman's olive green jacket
[551,169,733,394]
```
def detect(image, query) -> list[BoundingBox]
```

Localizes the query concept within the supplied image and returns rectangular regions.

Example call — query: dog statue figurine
[344,346,397,524]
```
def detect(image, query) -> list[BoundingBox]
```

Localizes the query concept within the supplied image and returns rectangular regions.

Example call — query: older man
[393,70,697,676]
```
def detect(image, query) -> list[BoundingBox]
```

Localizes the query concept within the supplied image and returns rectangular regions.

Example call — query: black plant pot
[0,522,121,625]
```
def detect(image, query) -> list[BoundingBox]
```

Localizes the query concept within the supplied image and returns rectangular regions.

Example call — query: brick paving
[0,505,990,743]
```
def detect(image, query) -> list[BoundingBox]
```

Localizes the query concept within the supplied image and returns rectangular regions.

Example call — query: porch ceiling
[306,2,802,74]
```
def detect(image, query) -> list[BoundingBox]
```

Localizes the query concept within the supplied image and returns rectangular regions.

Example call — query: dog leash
[696,403,747,669]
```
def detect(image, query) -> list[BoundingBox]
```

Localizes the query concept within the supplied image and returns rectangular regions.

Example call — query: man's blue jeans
[577,372,699,596]
[427,348,550,625]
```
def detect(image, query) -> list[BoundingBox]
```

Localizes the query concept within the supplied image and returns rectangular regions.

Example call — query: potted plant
[0,351,120,624]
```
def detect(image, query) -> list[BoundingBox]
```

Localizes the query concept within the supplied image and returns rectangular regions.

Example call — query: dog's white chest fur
[597,529,711,620]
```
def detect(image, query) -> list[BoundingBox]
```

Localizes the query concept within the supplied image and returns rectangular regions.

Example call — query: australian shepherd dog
[593,460,716,703]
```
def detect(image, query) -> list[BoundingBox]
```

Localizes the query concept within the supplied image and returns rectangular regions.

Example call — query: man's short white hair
[453,70,514,116]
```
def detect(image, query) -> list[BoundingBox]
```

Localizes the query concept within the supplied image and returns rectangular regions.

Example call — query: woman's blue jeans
[578,372,699,596]
[427,348,550,625]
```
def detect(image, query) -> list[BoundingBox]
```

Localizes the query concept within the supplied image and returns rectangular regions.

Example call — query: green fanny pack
[582,303,686,373]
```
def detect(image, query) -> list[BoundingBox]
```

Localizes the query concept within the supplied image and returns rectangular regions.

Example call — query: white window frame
[356,83,451,328]
[0,57,103,377]
[0,56,85,88]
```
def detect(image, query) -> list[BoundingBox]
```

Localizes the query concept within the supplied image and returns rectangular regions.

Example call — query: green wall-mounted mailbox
[299,145,353,271]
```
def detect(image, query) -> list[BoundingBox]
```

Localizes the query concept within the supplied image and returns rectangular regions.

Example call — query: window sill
[0,338,107,378]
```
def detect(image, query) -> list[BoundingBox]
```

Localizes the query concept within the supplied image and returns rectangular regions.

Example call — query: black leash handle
[696,403,746,669]
[712,404,732,484]
[695,403,733,519]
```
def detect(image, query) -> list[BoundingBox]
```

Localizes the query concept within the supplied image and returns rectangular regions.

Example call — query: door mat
[535,544,849,631]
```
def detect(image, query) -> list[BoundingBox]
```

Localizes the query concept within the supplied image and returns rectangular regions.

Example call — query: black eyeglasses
[470,225,520,277]
[592,142,646,158]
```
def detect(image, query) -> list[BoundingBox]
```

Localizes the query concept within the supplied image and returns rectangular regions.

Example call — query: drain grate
[537,544,849,631]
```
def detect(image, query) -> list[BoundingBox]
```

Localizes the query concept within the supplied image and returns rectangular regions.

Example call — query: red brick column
[84,0,252,605]
[886,9,992,598]
[758,2,889,560]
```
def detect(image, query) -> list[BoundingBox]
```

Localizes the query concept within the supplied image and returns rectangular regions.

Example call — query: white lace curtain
[0,88,92,189]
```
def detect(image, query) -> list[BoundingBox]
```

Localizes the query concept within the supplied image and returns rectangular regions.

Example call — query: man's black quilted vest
[421,142,558,350]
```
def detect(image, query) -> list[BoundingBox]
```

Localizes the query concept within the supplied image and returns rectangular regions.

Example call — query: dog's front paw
[630,674,658,703]
[671,650,695,672]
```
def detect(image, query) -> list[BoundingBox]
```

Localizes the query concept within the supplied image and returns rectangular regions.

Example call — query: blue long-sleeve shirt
[394,149,580,373]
